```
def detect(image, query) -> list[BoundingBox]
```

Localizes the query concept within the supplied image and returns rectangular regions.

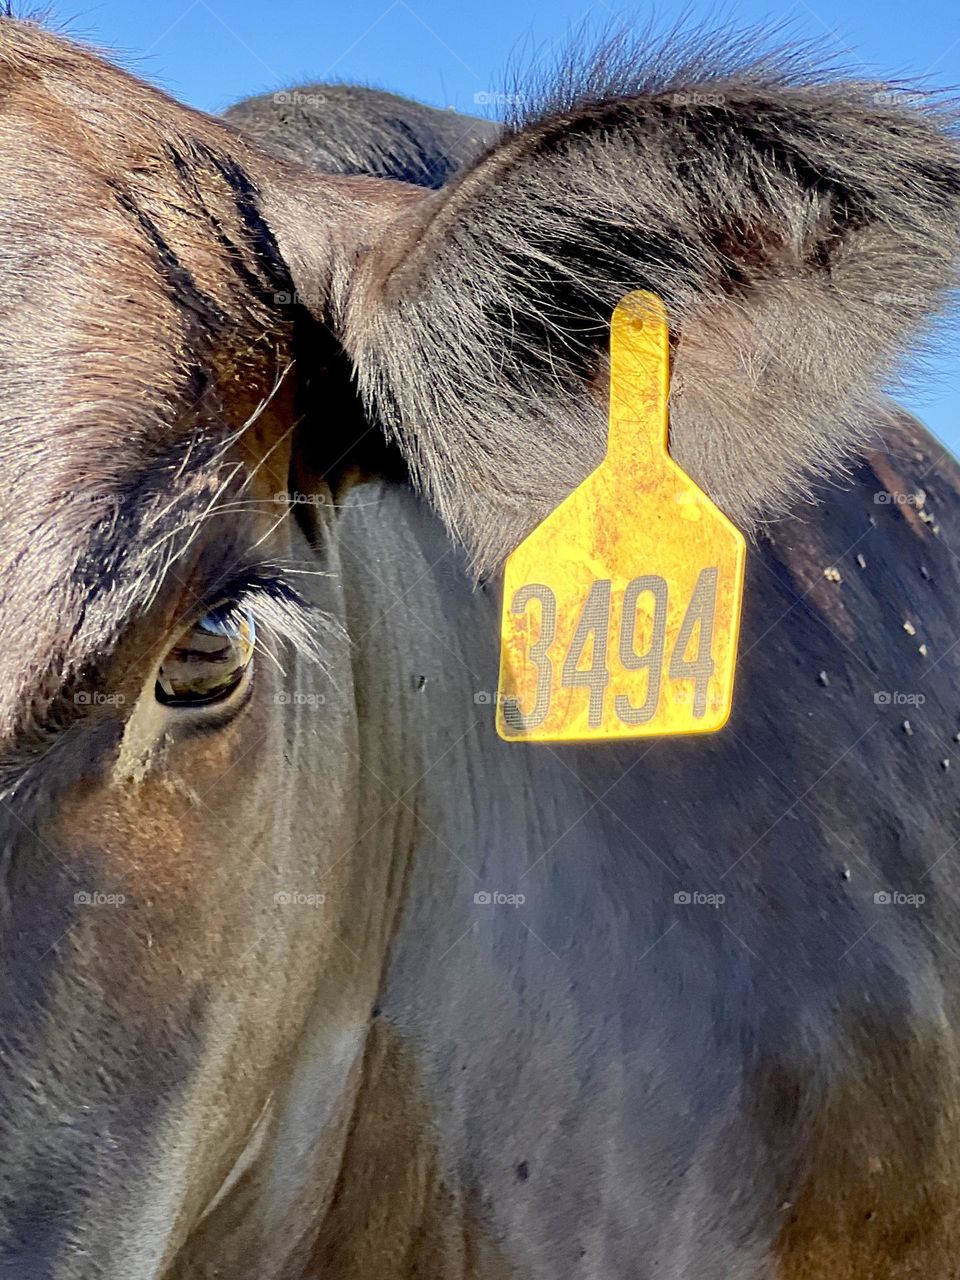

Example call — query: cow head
[0,16,957,1277]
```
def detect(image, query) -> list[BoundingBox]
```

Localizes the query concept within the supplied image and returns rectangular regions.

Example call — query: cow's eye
[155,601,256,706]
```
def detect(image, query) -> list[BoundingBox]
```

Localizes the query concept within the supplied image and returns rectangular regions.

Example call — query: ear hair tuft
[345,26,960,572]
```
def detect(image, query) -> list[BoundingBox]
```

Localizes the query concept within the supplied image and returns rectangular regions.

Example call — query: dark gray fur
[224,84,497,188]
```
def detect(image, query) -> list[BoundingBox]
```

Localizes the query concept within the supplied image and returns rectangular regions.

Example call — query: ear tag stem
[496,291,746,742]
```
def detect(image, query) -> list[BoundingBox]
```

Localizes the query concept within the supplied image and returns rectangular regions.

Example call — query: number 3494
[500,567,721,734]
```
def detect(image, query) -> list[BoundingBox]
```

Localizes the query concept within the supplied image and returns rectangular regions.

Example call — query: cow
[1,12,960,1279]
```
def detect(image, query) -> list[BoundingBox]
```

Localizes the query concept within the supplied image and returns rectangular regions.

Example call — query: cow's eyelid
[202,569,331,670]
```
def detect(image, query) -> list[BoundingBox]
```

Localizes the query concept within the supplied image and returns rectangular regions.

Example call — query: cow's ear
[341,46,960,573]
[248,166,427,327]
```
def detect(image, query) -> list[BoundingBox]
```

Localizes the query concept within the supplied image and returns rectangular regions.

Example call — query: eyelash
[209,569,329,673]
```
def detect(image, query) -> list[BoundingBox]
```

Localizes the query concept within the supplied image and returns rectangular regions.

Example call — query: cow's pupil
[155,602,256,706]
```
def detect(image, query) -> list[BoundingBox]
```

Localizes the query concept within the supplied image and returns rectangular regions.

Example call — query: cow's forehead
[0,23,297,749]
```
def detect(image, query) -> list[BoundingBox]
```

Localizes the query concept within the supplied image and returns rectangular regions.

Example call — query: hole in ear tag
[496,290,746,743]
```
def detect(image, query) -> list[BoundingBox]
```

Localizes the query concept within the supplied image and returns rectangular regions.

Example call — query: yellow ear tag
[496,291,746,742]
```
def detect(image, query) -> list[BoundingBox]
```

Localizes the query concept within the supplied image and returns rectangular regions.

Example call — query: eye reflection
[155,601,256,707]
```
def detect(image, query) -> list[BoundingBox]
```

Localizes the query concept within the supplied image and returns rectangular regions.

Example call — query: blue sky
[45,0,960,455]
